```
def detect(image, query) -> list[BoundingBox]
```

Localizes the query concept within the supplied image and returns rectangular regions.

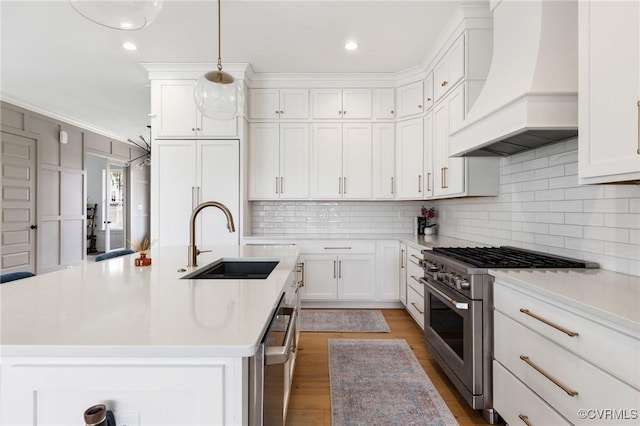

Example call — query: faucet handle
[197,249,212,255]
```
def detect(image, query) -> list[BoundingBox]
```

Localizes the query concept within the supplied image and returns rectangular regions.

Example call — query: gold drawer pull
[519,414,533,426]
[519,308,579,337]
[324,247,352,250]
[410,302,424,315]
[410,275,421,284]
[519,355,579,397]
[410,254,421,261]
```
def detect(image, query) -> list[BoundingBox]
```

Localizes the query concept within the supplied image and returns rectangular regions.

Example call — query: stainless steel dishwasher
[249,292,298,426]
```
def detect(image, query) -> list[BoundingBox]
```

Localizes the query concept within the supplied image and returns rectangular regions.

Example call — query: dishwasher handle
[265,307,298,365]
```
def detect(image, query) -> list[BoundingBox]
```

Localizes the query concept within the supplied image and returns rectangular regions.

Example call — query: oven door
[422,276,483,396]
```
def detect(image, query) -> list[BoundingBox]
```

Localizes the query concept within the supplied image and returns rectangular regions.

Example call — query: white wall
[251,139,640,276]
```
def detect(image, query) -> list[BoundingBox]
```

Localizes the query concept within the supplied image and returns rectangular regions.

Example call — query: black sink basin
[183,259,279,280]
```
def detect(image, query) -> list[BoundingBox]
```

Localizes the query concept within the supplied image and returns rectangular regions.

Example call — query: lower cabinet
[300,253,375,301]
[405,244,425,329]
[376,241,400,300]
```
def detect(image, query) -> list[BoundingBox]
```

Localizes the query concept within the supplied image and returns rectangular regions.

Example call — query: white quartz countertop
[243,234,485,249]
[0,245,300,358]
[490,269,640,333]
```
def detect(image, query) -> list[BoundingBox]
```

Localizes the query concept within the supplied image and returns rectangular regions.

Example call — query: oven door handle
[420,278,469,310]
[265,307,298,365]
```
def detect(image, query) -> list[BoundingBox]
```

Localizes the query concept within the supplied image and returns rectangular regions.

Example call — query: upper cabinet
[249,88,309,120]
[434,34,465,102]
[372,88,396,120]
[578,1,640,184]
[396,81,424,119]
[150,80,237,139]
[311,89,372,119]
[424,72,435,112]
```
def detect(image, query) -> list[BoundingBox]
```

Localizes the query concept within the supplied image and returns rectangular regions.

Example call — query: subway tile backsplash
[251,138,640,276]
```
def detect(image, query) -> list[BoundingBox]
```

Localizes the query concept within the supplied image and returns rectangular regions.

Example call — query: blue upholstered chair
[95,249,136,262]
[0,271,35,284]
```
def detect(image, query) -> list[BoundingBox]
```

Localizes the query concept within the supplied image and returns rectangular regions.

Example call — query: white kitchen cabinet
[433,84,499,198]
[405,244,425,329]
[151,80,237,138]
[376,241,400,301]
[0,357,243,426]
[372,123,395,199]
[249,88,309,120]
[434,34,465,102]
[423,112,435,198]
[151,139,239,247]
[300,254,375,301]
[311,88,372,119]
[399,243,407,306]
[249,123,309,199]
[424,72,435,111]
[395,118,424,199]
[578,1,640,184]
[372,88,396,120]
[310,123,372,199]
[493,276,640,426]
[396,81,424,118]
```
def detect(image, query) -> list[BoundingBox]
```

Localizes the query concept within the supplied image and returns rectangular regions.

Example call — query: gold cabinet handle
[427,97,432,102]
[441,80,448,87]
[410,275,422,284]
[391,176,394,194]
[410,254,421,261]
[324,247,352,250]
[275,110,280,115]
[401,249,406,268]
[440,168,445,189]
[427,172,431,192]
[519,355,579,397]
[390,109,394,115]
[279,110,284,114]
[343,110,346,115]
[443,167,448,189]
[338,176,342,194]
[333,260,337,278]
[519,308,579,337]
[418,175,422,193]
[280,176,284,194]
[637,100,639,155]
[519,414,533,426]
[418,104,423,109]
[410,302,424,315]
[343,176,347,194]
[338,260,342,278]
[275,177,279,194]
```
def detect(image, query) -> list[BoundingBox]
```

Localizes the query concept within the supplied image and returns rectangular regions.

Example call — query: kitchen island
[0,244,300,425]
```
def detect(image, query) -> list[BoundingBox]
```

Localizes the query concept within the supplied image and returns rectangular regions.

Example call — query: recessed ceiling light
[122,42,137,51]
[345,41,358,51]
[120,22,134,29]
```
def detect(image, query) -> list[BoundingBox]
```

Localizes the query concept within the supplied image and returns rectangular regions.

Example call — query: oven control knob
[459,279,470,290]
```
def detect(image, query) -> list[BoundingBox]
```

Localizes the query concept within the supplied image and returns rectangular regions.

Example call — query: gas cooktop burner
[432,246,596,269]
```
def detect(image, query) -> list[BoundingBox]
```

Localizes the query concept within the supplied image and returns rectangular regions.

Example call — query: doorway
[86,154,126,253]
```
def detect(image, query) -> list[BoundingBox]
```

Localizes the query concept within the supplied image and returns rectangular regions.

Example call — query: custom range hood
[450,0,578,157]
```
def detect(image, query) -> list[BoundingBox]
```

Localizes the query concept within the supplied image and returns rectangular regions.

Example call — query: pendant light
[69,0,163,31]
[194,0,243,120]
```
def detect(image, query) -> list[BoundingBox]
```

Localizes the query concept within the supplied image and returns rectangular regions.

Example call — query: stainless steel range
[420,246,598,424]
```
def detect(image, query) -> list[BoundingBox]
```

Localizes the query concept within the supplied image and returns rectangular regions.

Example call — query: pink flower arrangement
[421,206,436,226]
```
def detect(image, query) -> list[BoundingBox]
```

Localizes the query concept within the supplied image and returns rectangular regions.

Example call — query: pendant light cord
[217,0,223,72]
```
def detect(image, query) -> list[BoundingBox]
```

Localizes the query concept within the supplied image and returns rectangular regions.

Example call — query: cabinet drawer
[494,360,571,426]
[494,280,640,389]
[407,273,424,297]
[407,285,425,329]
[495,311,640,425]
[406,245,423,266]
[298,241,376,254]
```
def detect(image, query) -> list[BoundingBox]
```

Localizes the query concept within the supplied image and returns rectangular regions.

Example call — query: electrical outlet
[116,412,140,426]
[397,211,405,219]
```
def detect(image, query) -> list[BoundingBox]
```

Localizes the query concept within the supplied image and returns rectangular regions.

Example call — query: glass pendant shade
[69,1,163,30]
[194,72,243,120]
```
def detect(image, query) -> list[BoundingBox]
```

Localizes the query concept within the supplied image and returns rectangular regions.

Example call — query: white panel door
[310,123,343,198]
[338,255,375,300]
[300,255,338,300]
[280,89,309,119]
[342,123,372,199]
[434,85,465,197]
[155,81,197,137]
[279,123,310,199]
[395,118,424,199]
[197,140,240,246]
[342,89,372,119]
[396,81,424,118]
[372,123,395,199]
[250,88,280,119]
[249,123,280,199]
[1,132,36,273]
[373,88,396,120]
[423,113,435,198]
[311,89,343,119]
[377,241,400,301]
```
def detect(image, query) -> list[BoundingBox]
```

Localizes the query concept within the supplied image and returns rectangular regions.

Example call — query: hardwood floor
[285,309,487,426]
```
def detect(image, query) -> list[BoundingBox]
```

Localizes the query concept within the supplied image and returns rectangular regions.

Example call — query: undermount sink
[183,259,279,280]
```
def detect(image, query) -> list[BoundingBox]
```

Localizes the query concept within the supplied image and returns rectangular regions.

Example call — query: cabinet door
[342,89,372,119]
[372,123,395,199]
[310,123,343,198]
[250,88,280,119]
[395,118,424,199]
[434,85,465,197]
[373,88,395,120]
[424,113,434,198]
[311,89,343,119]
[342,123,372,199]
[424,72,435,111]
[280,89,309,119]
[197,140,240,246]
[199,115,237,138]
[249,123,280,199]
[435,34,465,101]
[153,81,198,138]
[337,254,375,300]
[151,140,196,245]
[377,241,400,301]
[397,81,424,118]
[578,1,640,183]
[280,123,310,199]
[300,255,338,300]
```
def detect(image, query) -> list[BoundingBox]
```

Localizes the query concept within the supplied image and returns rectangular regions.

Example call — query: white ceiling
[1,1,466,141]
